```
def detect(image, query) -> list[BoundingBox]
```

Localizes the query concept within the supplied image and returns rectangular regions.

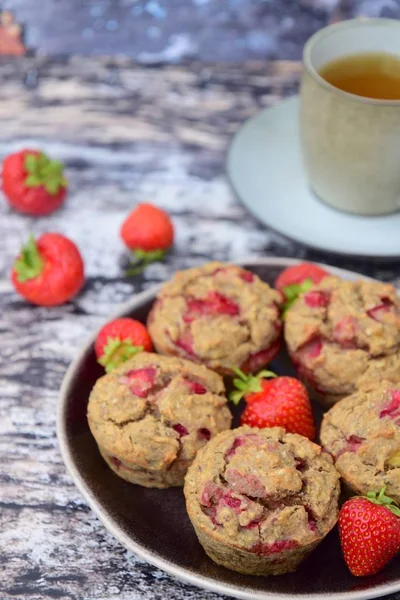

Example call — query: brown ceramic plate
[57,257,400,600]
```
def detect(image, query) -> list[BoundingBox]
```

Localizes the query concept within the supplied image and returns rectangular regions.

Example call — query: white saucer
[227,96,400,258]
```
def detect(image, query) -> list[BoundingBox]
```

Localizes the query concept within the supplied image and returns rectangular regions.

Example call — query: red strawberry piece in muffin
[320,380,400,502]
[285,276,400,406]
[147,262,283,375]
[87,352,232,488]
[184,426,340,576]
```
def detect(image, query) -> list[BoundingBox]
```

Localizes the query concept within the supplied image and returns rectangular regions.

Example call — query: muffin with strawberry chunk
[184,426,340,576]
[147,262,283,375]
[321,380,400,503]
[284,276,400,406]
[87,352,232,488]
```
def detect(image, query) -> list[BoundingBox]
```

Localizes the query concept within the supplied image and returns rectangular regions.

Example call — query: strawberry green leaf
[282,278,314,317]
[229,367,276,404]
[230,389,245,405]
[98,337,143,372]
[364,487,400,517]
[257,370,277,380]
[126,248,166,277]
[25,153,38,173]
[24,151,67,195]
[25,175,42,187]
[13,235,44,282]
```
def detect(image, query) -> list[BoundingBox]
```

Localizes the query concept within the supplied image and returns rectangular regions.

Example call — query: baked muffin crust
[285,276,400,404]
[184,426,340,575]
[147,262,282,375]
[88,352,232,488]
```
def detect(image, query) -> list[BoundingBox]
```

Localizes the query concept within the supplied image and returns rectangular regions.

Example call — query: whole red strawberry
[275,262,329,313]
[11,233,84,306]
[95,318,153,372]
[121,203,174,274]
[2,149,68,215]
[339,488,400,577]
[230,369,316,440]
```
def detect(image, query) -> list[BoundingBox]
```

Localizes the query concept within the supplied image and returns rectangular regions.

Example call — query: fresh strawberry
[11,233,84,306]
[95,318,153,372]
[339,488,400,577]
[230,369,316,440]
[275,262,330,313]
[120,203,174,274]
[2,149,68,215]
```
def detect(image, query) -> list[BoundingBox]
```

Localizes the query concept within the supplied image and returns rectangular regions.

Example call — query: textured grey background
[2,0,400,61]
[1,1,400,600]
[1,56,400,600]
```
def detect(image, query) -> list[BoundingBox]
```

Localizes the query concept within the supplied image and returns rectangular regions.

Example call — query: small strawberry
[95,318,153,372]
[2,149,67,215]
[120,203,174,274]
[339,487,400,577]
[275,262,329,314]
[11,233,84,306]
[230,369,316,440]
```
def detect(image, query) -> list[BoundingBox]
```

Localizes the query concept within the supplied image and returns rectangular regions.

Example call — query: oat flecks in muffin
[184,426,340,576]
[87,352,232,488]
[285,276,400,404]
[321,381,400,503]
[147,262,283,375]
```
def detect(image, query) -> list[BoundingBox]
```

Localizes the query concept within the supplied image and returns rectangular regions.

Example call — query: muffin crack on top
[147,262,283,375]
[184,426,340,575]
[87,352,232,488]
[285,276,400,404]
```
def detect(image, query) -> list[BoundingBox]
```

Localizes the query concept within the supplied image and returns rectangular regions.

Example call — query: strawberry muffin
[184,426,340,576]
[284,276,400,406]
[320,380,400,503]
[87,352,232,488]
[147,262,283,375]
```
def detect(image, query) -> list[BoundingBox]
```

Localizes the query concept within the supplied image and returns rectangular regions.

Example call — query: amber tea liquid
[318,52,400,100]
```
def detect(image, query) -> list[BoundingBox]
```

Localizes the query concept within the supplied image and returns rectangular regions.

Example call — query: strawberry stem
[229,367,276,405]
[363,487,400,517]
[98,337,144,372]
[24,152,67,195]
[126,248,166,276]
[13,235,44,282]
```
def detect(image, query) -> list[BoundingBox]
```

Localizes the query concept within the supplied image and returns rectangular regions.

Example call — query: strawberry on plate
[339,487,400,577]
[230,369,316,440]
[2,149,68,215]
[275,262,330,313]
[120,203,174,274]
[95,318,153,372]
[11,233,84,306]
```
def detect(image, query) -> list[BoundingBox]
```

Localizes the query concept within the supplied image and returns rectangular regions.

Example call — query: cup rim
[303,17,400,106]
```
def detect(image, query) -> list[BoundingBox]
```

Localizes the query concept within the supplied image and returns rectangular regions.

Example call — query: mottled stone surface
[2,0,400,61]
[1,57,400,600]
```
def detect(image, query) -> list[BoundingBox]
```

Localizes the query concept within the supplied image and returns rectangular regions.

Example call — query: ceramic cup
[300,18,400,216]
